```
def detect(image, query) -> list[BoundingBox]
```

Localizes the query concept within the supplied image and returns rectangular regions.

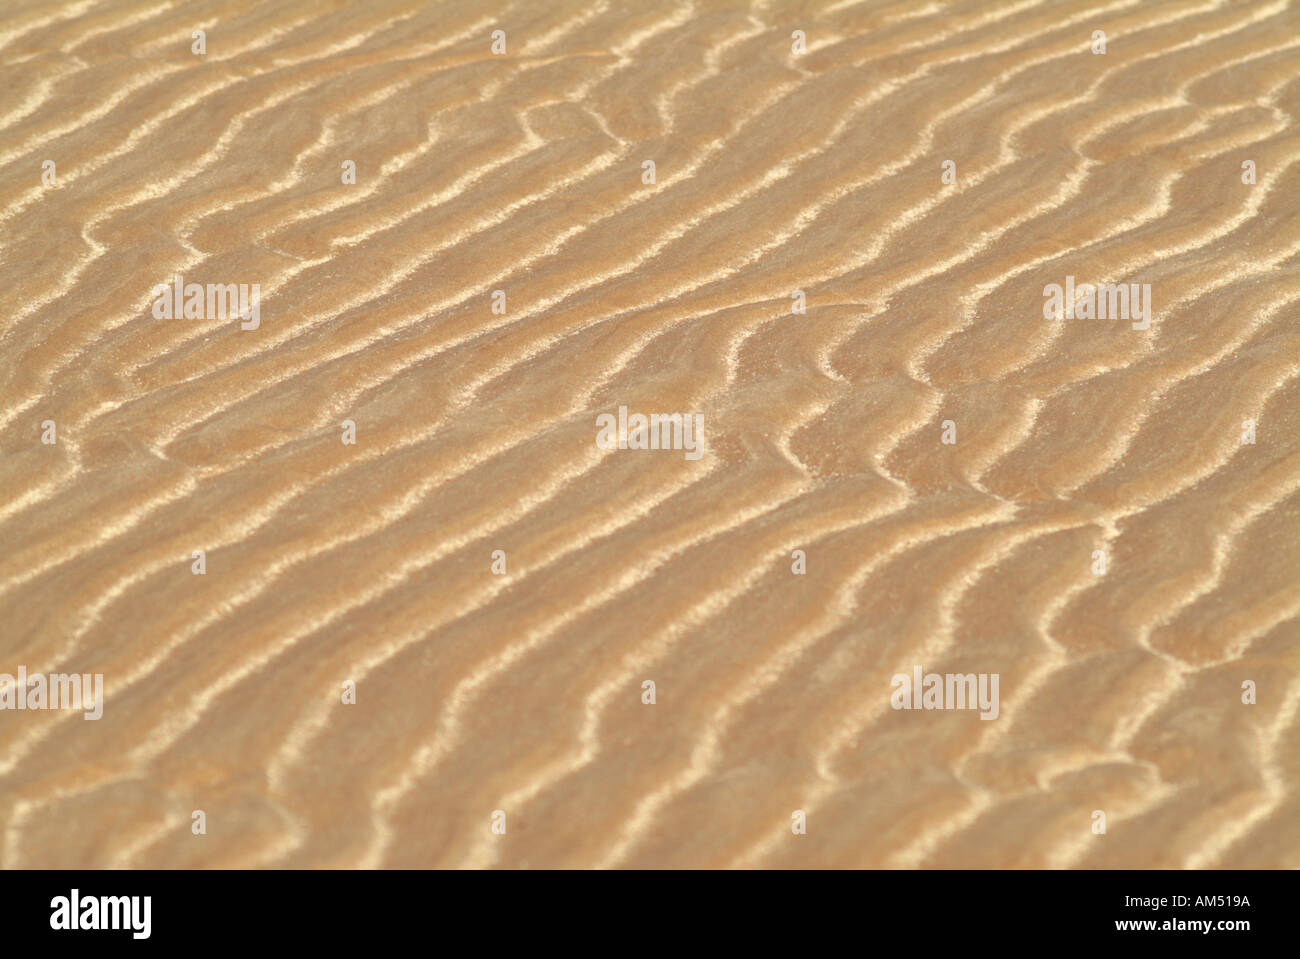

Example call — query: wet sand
[0,0,1297,868]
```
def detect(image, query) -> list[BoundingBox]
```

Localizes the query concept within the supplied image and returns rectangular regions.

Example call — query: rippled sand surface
[1,0,1298,869]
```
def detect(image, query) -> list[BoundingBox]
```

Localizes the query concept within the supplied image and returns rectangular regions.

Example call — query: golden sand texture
[0,0,1298,868]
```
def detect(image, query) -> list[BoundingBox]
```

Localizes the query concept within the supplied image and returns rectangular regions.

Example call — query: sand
[0,0,1297,868]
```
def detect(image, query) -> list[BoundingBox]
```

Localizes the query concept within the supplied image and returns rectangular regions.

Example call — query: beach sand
[0,0,1297,868]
